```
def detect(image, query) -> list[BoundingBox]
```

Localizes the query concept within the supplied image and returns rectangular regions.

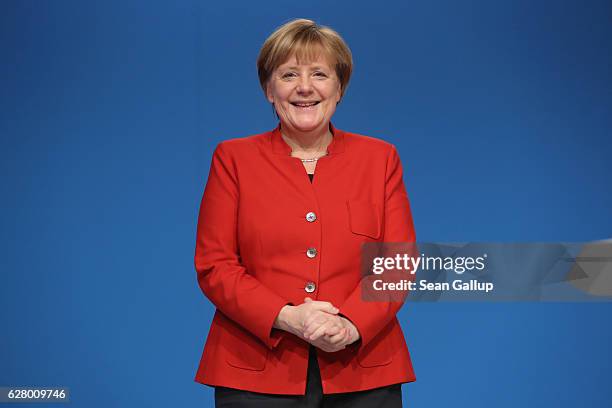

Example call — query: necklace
[299,153,328,163]
[281,131,332,163]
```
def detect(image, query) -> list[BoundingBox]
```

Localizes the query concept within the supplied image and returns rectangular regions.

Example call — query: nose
[296,76,313,94]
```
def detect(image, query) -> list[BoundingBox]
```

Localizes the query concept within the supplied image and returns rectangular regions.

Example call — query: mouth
[290,101,320,109]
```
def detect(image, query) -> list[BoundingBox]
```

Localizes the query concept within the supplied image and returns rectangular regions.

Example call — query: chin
[291,118,326,132]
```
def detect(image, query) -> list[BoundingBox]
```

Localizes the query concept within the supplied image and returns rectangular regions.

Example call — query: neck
[280,122,333,155]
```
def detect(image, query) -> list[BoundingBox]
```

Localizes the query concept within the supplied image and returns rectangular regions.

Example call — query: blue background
[1,0,611,406]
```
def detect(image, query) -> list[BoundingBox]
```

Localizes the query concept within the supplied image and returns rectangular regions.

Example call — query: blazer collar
[270,122,346,155]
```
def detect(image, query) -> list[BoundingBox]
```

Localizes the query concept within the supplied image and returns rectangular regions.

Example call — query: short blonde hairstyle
[257,19,353,99]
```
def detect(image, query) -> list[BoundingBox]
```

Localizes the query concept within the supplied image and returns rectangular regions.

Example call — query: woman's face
[266,53,341,135]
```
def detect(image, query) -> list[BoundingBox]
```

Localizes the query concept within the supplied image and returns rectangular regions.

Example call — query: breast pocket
[347,200,381,240]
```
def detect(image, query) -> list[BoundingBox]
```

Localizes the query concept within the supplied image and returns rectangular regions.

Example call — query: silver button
[305,282,316,293]
[306,212,317,222]
[306,247,317,258]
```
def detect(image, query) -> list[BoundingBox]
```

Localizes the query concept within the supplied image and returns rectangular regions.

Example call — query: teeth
[294,102,317,107]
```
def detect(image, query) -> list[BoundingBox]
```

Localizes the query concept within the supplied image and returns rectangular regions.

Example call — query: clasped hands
[274,297,360,353]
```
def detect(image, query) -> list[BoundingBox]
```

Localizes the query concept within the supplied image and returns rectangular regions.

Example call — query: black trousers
[215,346,403,407]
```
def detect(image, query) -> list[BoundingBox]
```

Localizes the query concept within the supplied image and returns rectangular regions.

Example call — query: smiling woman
[257,20,353,176]
[264,50,341,133]
[194,18,417,407]
[264,54,341,175]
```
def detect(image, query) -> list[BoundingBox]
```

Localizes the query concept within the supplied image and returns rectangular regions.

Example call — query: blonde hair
[257,19,353,99]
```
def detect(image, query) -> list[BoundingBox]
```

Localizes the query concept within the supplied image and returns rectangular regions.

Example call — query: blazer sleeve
[338,145,416,349]
[194,142,289,349]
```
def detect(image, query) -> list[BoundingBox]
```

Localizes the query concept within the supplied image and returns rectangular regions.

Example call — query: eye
[313,71,328,78]
[281,71,297,80]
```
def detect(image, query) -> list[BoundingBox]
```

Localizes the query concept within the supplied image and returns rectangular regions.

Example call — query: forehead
[276,47,336,70]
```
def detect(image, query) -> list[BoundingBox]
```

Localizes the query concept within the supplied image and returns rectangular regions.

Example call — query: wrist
[348,324,360,344]
[275,305,297,333]
[341,318,360,344]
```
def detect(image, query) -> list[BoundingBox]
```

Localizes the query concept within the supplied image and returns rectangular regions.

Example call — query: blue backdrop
[1,0,611,406]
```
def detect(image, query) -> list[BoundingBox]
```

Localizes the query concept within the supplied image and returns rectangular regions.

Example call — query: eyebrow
[281,65,329,71]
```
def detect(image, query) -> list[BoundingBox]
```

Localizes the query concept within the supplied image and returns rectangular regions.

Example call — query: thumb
[326,304,340,314]
[304,298,339,314]
[318,302,339,314]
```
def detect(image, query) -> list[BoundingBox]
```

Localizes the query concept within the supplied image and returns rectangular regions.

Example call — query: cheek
[324,90,340,109]
[323,84,341,103]
[325,102,337,116]
[267,82,289,104]
[277,92,293,106]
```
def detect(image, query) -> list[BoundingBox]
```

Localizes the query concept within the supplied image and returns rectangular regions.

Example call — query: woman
[194,18,416,407]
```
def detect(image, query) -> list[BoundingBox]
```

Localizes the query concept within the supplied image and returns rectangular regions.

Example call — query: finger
[303,313,329,335]
[323,325,342,337]
[304,313,342,337]
[328,328,349,345]
[325,327,346,344]
[303,318,327,338]
[325,327,345,344]
[304,297,313,303]
[319,328,342,343]
[309,321,335,341]
[307,301,339,315]
[303,310,331,332]
[310,337,338,353]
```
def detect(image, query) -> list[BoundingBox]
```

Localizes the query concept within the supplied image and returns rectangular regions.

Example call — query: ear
[265,82,274,104]
[335,82,342,103]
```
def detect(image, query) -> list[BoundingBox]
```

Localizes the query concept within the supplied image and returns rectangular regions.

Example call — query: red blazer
[194,123,416,394]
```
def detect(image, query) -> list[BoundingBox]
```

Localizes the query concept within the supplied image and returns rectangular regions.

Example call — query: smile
[290,101,320,108]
